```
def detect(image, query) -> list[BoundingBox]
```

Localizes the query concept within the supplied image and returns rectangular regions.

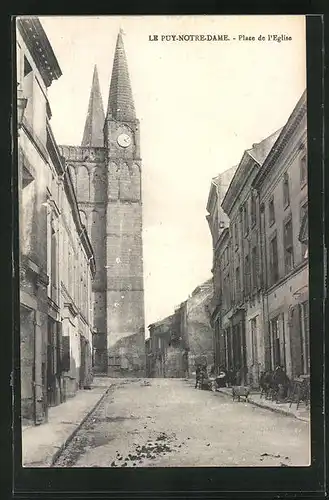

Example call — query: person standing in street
[195,365,201,388]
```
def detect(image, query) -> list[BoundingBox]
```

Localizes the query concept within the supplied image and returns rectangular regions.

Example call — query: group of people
[195,362,291,399]
[259,365,291,401]
[195,364,228,391]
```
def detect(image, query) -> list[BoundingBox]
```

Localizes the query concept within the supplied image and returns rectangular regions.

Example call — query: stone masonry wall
[186,283,214,370]
[61,151,109,361]
[60,144,145,374]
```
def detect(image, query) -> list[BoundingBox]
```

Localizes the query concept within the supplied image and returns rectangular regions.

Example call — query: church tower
[103,30,145,376]
[59,31,145,376]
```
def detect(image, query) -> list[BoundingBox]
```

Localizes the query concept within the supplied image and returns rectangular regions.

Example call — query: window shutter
[62,335,71,372]
[289,306,302,377]
[56,322,63,375]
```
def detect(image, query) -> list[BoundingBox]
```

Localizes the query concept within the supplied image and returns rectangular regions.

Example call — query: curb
[215,388,309,423]
[51,385,112,467]
[247,397,310,423]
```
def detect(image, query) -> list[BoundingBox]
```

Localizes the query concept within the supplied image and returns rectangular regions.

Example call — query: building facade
[147,309,188,379]
[207,90,308,386]
[206,167,237,370]
[220,130,280,386]
[206,166,238,243]
[58,31,145,377]
[253,91,308,379]
[146,280,214,378]
[17,17,96,425]
[184,280,214,372]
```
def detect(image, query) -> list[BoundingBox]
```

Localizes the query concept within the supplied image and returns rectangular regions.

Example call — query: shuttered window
[289,305,303,377]
[251,192,257,227]
[62,335,71,372]
[300,154,307,185]
[284,218,294,274]
[268,197,275,226]
[252,246,258,290]
[269,235,279,285]
[244,254,251,295]
[283,172,290,208]
[300,301,310,374]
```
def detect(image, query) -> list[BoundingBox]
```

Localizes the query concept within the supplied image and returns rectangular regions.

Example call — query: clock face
[117,133,131,148]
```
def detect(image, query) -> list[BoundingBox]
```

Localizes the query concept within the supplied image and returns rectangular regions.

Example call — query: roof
[247,128,283,165]
[17,17,62,87]
[81,65,105,147]
[222,129,283,216]
[191,278,213,297]
[253,90,307,190]
[206,166,237,213]
[106,30,136,122]
[148,314,174,332]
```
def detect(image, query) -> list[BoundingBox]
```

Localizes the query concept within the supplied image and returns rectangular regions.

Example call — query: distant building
[146,279,215,378]
[147,310,188,379]
[17,17,95,425]
[206,166,238,371]
[206,165,238,248]
[145,337,152,378]
[185,279,214,372]
[147,315,174,378]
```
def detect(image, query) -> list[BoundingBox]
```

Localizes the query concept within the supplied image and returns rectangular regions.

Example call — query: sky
[38,15,306,330]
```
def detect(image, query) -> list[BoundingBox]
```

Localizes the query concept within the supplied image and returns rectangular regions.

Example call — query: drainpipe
[32,312,37,426]
[259,199,271,370]
[239,207,246,381]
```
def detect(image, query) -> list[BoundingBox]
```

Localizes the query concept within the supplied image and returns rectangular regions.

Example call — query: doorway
[20,305,35,423]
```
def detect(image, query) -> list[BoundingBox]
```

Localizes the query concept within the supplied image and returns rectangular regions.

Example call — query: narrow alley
[54,378,310,468]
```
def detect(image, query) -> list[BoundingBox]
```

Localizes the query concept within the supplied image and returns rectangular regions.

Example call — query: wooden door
[289,305,303,377]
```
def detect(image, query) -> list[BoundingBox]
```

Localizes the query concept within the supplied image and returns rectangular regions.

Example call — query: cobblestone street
[54,378,310,468]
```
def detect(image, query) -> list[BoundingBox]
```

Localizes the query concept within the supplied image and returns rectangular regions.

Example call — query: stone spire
[106,30,136,122]
[81,65,105,147]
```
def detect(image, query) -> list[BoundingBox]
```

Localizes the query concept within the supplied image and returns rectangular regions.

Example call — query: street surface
[54,378,310,467]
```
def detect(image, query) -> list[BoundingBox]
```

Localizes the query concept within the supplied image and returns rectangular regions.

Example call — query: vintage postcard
[16,15,310,469]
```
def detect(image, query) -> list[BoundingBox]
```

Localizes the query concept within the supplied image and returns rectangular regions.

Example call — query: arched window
[79,210,87,227]
[119,163,130,200]
[68,165,77,192]
[77,165,90,201]
[90,210,105,273]
[131,164,141,201]
[108,162,119,200]
[90,168,105,202]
